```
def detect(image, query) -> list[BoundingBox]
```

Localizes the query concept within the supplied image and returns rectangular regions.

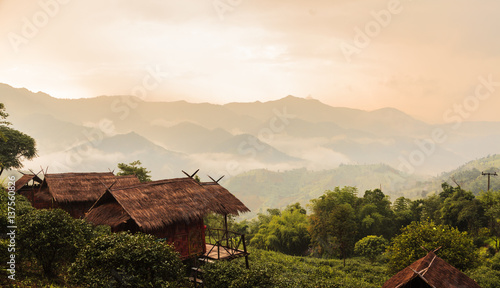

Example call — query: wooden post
[242,234,249,269]
[217,240,220,260]
[482,172,498,191]
[224,213,229,248]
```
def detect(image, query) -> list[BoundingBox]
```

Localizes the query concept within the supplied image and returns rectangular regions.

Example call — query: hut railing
[205,227,249,260]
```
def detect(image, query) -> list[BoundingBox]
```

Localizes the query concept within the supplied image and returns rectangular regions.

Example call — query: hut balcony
[203,227,249,268]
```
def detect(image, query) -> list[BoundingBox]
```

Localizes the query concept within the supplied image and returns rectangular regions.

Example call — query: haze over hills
[225,155,500,219]
[2,82,500,183]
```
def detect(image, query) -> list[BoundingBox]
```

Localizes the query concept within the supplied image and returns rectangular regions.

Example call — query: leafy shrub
[467,266,500,288]
[18,209,93,277]
[0,186,33,234]
[203,260,273,288]
[386,220,478,273]
[491,252,500,270]
[354,235,388,262]
[69,232,185,287]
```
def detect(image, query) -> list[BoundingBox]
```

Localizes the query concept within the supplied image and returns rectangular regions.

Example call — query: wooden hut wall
[153,218,206,259]
[19,185,54,210]
[60,201,96,218]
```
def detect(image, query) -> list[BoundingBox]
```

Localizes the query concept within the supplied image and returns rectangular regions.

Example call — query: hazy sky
[1,0,499,123]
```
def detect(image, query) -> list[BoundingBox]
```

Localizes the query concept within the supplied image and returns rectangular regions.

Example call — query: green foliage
[0,185,34,234]
[117,160,151,182]
[0,103,37,175]
[466,266,500,288]
[250,203,310,255]
[354,235,388,263]
[204,249,388,288]
[0,125,37,175]
[386,219,478,273]
[439,183,486,234]
[392,197,416,233]
[309,187,359,260]
[0,103,10,128]
[479,189,500,251]
[491,252,500,270]
[249,249,388,288]
[204,213,249,236]
[69,232,185,287]
[203,261,273,288]
[18,209,94,277]
[225,164,410,221]
[359,189,395,239]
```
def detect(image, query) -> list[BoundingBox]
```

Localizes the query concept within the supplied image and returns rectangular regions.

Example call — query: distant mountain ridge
[2,82,500,179]
[225,155,500,220]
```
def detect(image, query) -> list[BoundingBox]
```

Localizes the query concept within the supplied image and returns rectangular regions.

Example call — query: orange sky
[1,0,499,123]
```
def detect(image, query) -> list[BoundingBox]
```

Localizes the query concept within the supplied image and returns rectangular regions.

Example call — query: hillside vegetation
[225,155,500,219]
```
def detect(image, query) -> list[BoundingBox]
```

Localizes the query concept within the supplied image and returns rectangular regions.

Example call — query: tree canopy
[117,160,151,182]
[386,219,478,273]
[0,103,37,175]
[250,203,310,256]
[18,209,95,277]
[354,235,388,263]
[309,187,359,263]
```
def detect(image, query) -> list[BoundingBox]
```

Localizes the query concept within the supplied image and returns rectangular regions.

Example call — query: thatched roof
[43,172,140,203]
[201,182,250,216]
[14,174,43,192]
[86,178,228,232]
[85,201,132,229]
[382,252,481,288]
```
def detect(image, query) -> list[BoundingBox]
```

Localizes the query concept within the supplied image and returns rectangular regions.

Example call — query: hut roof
[43,172,140,203]
[201,182,250,215]
[84,201,132,228]
[86,178,228,232]
[382,252,481,288]
[14,174,43,192]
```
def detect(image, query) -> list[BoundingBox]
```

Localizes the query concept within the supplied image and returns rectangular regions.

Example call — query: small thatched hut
[85,178,250,259]
[382,251,481,288]
[16,172,140,218]
[15,173,43,195]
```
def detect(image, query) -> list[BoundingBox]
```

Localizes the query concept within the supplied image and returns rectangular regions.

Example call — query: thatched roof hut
[14,174,43,192]
[16,172,140,218]
[201,182,250,216]
[382,251,481,288]
[42,172,140,204]
[86,177,228,232]
[85,176,251,259]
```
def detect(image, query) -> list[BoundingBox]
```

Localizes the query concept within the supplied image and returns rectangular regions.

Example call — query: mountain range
[2,83,500,217]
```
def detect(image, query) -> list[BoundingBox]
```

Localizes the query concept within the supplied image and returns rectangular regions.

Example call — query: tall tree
[309,187,359,264]
[439,183,486,235]
[359,189,395,239]
[392,197,416,233]
[117,160,151,182]
[250,203,310,255]
[0,103,37,175]
[479,189,500,252]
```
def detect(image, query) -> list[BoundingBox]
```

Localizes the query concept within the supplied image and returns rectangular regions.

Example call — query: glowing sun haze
[1,0,499,123]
